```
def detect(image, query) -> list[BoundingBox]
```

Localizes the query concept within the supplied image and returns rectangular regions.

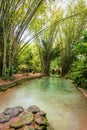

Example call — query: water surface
[0,77,87,130]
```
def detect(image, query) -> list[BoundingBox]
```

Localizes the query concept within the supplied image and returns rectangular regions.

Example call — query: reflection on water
[0,77,87,130]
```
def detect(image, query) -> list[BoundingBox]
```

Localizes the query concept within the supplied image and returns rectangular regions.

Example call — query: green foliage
[68,30,87,89]
[0,0,44,77]
[19,47,33,66]
[9,65,19,75]
[75,31,87,55]
[71,64,87,88]
[58,0,87,76]
[18,44,41,73]
[18,47,33,73]
[51,57,60,69]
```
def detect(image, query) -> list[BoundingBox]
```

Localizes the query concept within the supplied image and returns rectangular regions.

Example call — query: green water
[0,77,87,130]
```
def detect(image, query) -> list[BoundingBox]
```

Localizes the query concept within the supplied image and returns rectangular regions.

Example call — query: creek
[0,77,87,130]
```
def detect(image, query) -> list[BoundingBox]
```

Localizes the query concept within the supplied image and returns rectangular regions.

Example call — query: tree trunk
[42,59,50,76]
[0,37,3,76]
[2,30,7,77]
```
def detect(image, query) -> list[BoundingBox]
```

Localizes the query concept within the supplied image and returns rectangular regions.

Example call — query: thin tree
[0,0,44,77]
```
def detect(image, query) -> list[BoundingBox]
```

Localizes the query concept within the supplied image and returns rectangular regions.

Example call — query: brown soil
[0,73,42,86]
[78,87,87,98]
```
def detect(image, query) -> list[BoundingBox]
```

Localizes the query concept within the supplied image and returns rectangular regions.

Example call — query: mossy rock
[36,111,46,117]
[27,125,35,130]
[16,127,25,130]
[35,124,45,130]
[0,106,48,130]
[10,121,24,129]
[0,87,3,92]
[35,116,48,126]
[27,105,40,114]
[0,114,11,123]
[20,112,34,125]
[3,128,14,130]
[1,86,9,91]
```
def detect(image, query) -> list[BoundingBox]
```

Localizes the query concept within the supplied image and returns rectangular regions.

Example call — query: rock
[16,127,25,130]
[3,107,19,117]
[14,106,24,113]
[35,124,45,130]
[35,116,48,126]
[0,106,48,130]
[36,111,46,117]
[0,113,11,123]
[10,121,24,129]
[3,108,13,115]
[4,128,15,130]
[21,112,34,125]
[27,105,40,114]
[27,125,35,130]
[3,106,24,117]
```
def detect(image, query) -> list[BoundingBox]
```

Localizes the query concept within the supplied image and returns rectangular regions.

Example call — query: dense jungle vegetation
[0,0,87,88]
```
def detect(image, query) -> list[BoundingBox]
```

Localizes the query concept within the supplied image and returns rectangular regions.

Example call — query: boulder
[36,110,46,117]
[27,105,40,114]
[16,127,24,130]
[10,121,24,129]
[27,125,35,130]
[0,105,49,130]
[3,106,24,117]
[14,106,24,113]
[35,116,48,126]
[3,128,14,130]
[0,113,11,123]
[21,112,34,125]
[35,124,45,130]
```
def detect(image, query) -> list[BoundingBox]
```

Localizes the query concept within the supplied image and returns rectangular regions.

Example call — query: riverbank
[78,87,87,98]
[0,74,87,99]
[66,78,87,99]
[0,73,43,92]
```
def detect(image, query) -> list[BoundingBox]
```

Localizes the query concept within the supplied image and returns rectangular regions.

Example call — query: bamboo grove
[0,0,87,85]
